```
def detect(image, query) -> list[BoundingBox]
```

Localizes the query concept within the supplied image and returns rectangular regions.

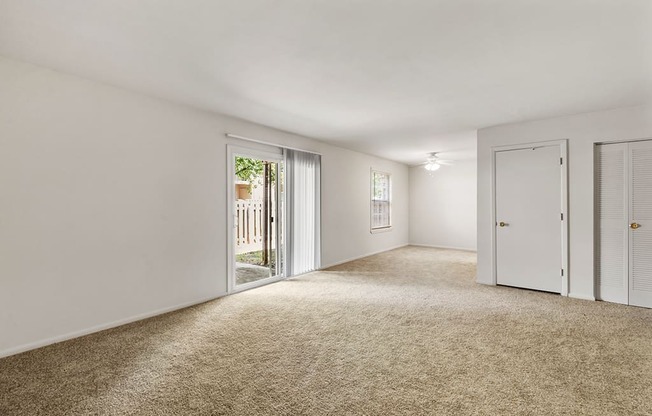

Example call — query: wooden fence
[235,199,273,254]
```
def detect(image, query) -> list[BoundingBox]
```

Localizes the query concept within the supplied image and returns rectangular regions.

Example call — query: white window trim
[370,168,392,233]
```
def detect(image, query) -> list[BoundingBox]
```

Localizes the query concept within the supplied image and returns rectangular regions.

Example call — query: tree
[235,157,276,190]
[235,156,265,185]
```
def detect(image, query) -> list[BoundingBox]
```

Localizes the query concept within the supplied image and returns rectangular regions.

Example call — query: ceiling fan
[421,152,454,171]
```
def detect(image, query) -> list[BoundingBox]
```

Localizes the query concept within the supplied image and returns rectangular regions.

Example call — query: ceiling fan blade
[437,160,455,165]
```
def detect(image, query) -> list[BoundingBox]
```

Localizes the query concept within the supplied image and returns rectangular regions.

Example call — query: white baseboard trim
[409,243,477,252]
[320,244,409,269]
[0,292,227,359]
[568,292,596,302]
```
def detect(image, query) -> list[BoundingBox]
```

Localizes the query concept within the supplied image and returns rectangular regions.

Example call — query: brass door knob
[630,223,641,230]
[499,221,508,227]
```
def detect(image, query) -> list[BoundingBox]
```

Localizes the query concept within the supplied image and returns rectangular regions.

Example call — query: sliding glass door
[227,143,321,293]
[228,147,284,291]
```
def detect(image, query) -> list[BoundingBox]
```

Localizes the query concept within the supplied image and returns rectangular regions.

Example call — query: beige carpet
[1,246,652,415]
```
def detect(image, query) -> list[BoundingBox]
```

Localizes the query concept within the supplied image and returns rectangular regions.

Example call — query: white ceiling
[1,0,651,165]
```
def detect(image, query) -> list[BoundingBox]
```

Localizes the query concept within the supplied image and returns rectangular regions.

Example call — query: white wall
[477,105,652,300]
[320,147,409,267]
[409,160,477,251]
[0,56,408,357]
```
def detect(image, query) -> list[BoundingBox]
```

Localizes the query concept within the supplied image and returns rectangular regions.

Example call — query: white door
[595,143,629,304]
[495,146,563,293]
[628,141,652,308]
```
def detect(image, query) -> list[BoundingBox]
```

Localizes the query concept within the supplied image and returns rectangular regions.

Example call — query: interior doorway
[228,146,284,292]
[492,140,568,294]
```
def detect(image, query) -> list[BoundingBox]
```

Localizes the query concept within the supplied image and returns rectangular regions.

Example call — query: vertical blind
[285,149,321,276]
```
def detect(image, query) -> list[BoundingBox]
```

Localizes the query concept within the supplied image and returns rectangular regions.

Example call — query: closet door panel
[596,143,628,304]
[629,141,652,308]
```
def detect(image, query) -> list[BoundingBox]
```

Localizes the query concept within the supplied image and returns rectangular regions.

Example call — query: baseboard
[320,243,409,269]
[568,292,596,302]
[409,243,477,252]
[0,292,227,359]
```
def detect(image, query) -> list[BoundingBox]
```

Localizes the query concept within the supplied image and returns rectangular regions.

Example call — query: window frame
[370,169,392,233]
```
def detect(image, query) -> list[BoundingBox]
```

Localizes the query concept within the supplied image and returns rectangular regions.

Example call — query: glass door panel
[234,155,282,287]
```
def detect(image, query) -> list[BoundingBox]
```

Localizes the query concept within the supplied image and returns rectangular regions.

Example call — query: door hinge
[560,269,564,276]
[560,157,563,165]
[561,213,564,221]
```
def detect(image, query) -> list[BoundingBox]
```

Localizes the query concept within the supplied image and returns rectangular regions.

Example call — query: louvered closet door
[596,143,628,304]
[629,141,652,308]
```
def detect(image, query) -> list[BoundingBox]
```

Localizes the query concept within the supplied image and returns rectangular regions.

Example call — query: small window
[371,170,391,231]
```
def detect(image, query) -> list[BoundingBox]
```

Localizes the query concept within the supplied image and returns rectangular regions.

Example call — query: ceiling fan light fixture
[425,162,441,171]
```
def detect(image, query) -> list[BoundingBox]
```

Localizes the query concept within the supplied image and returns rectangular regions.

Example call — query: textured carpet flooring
[2,246,652,415]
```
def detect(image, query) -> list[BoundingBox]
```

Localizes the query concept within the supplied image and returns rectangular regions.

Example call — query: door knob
[498,221,508,227]
[630,222,641,230]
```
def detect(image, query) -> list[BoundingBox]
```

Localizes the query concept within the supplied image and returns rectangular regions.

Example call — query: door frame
[226,145,285,294]
[490,139,569,296]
